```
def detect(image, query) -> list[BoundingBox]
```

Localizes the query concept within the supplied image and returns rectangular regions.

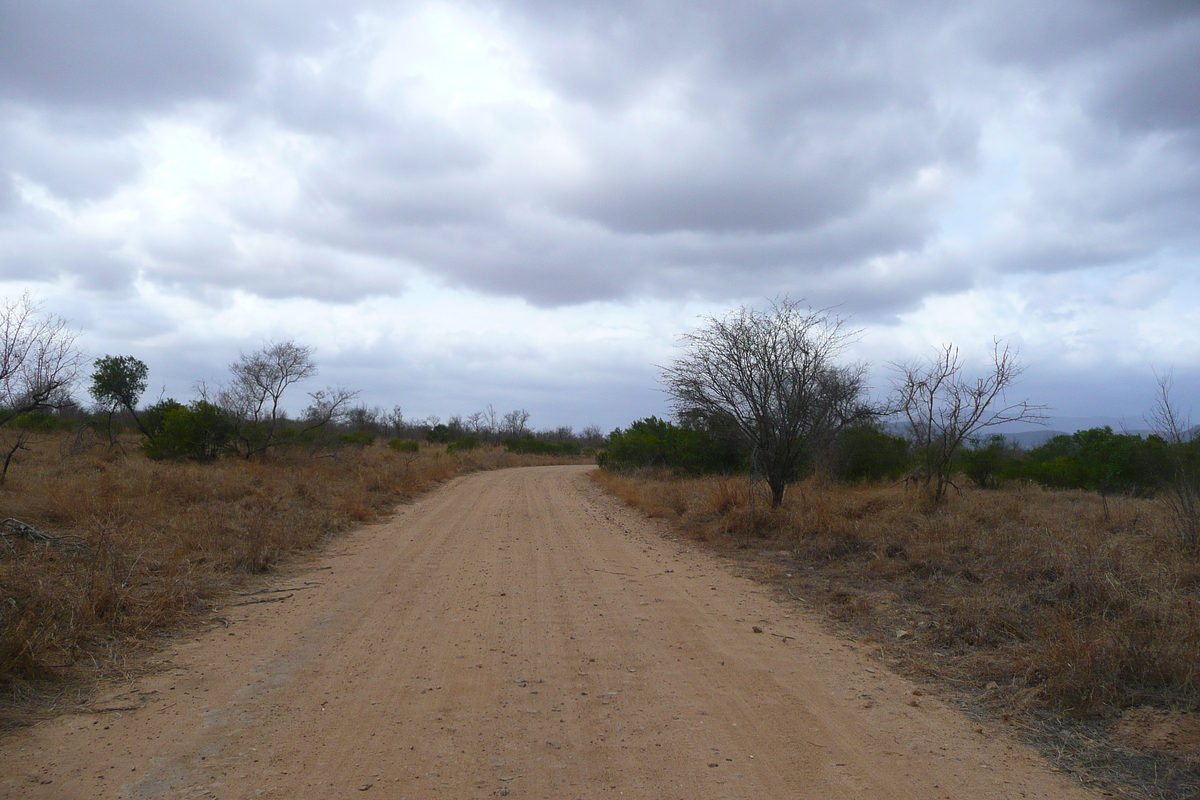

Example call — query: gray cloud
[1,107,143,202]
[0,1,386,110]
[0,0,1198,334]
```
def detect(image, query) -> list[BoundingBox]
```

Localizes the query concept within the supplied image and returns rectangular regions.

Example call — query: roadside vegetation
[0,433,589,725]
[0,294,595,725]
[594,300,1200,799]
[593,467,1200,797]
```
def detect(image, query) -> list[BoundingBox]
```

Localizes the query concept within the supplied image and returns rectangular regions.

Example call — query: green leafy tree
[88,355,150,442]
[1021,427,1171,509]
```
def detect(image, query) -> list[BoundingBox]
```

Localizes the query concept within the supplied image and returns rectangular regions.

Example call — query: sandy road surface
[1,466,1099,800]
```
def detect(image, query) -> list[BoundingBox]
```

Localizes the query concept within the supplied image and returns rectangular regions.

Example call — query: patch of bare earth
[1,466,1100,799]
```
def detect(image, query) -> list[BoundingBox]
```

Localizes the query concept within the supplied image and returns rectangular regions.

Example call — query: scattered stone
[358,783,372,791]
[752,626,763,633]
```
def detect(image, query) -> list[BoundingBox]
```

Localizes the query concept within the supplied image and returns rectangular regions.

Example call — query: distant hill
[882,415,1197,450]
[1001,429,1063,450]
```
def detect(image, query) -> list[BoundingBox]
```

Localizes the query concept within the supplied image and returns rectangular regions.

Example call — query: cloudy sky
[2,0,1198,432]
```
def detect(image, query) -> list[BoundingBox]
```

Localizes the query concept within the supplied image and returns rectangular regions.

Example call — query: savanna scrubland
[3,295,1198,798]
[587,300,1200,798]
[593,468,1200,795]
[0,434,589,725]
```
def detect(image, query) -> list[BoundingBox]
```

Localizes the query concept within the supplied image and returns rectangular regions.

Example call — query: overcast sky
[1,0,1197,432]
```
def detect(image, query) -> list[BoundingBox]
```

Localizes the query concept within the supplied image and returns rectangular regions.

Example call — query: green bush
[141,398,186,437]
[596,417,743,474]
[426,424,459,444]
[446,435,480,453]
[388,438,420,453]
[11,411,75,433]
[336,431,376,447]
[1019,427,1171,497]
[833,423,911,482]
[958,434,1012,488]
[504,436,582,456]
[142,401,235,461]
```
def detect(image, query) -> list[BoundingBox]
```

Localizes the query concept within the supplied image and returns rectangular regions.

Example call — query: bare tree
[0,292,85,427]
[1147,372,1200,549]
[218,340,356,457]
[346,404,384,434]
[892,341,1045,502]
[465,410,487,437]
[302,386,359,431]
[502,408,531,438]
[662,299,873,507]
[384,405,405,438]
[582,424,605,447]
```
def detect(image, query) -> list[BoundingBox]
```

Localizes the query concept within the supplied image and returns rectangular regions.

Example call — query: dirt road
[1,466,1099,799]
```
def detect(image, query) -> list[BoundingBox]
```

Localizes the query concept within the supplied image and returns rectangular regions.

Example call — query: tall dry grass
[595,469,1200,795]
[594,469,1200,715]
[0,434,588,721]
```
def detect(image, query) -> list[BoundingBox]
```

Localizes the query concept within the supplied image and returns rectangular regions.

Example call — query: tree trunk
[768,477,786,507]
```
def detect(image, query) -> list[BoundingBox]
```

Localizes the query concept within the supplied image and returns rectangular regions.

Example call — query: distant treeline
[599,417,1200,497]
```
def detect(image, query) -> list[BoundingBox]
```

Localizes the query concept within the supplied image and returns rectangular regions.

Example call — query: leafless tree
[465,410,487,437]
[662,298,873,507]
[384,405,405,438]
[0,292,85,427]
[582,424,605,447]
[891,341,1046,502]
[346,404,384,434]
[302,386,359,430]
[502,408,531,438]
[218,340,356,457]
[1147,372,1200,549]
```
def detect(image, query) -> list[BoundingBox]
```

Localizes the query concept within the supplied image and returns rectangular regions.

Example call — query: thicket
[598,416,911,483]
[504,436,582,456]
[595,416,744,474]
[599,417,1200,513]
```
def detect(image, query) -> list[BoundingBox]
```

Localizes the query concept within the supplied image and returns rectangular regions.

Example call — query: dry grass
[593,469,1200,798]
[0,434,588,723]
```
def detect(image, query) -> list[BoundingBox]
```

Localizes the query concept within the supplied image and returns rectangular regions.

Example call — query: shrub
[336,431,376,447]
[597,417,743,474]
[1020,427,1171,498]
[446,435,480,453]
[388,438,420,453]
[11,412,75,433]
[142,401,235,461]
[958,434,1012,488]
[426,424,458,444]
[504,436,582,456]
[832,423,911,482]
